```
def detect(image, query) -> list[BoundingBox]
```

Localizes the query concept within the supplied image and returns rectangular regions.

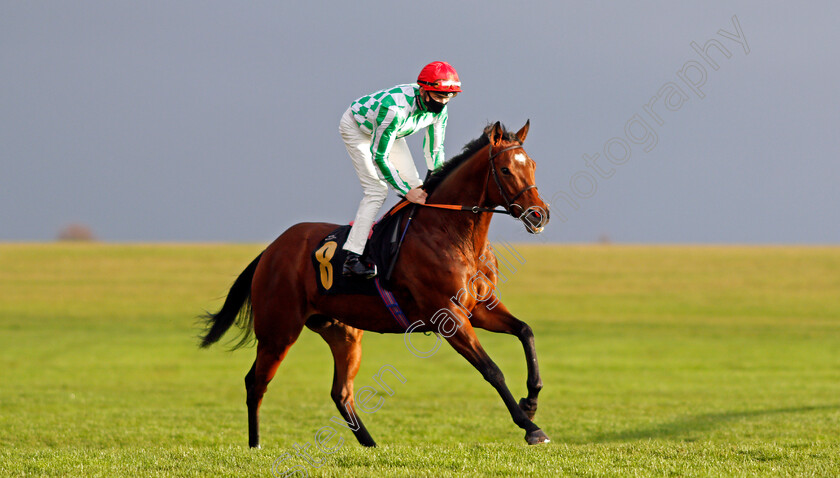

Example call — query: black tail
[199,252,263,349]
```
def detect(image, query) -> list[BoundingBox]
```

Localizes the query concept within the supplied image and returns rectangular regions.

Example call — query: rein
[395,142,538,217]
[408,202,510,214]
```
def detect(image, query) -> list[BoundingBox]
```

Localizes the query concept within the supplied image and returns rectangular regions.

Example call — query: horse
[199,121,551,448]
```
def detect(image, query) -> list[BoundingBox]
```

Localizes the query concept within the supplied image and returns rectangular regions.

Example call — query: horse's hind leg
[246,337,299,448]
[308,316,377,447]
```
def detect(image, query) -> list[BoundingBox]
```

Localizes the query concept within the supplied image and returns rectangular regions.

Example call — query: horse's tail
[199,252,263,349]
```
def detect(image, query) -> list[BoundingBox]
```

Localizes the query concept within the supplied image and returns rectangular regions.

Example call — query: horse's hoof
[525,428,550,445]
[518,397,537,420]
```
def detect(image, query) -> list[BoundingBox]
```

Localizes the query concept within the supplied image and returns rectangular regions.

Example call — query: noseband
[487,144,538,216]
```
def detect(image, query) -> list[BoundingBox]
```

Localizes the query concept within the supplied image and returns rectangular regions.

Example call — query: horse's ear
[515,119,530,143]
[487,121,504,145]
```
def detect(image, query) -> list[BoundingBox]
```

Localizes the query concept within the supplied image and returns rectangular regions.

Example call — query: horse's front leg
[444,316,549,445]
[470,302,542,420]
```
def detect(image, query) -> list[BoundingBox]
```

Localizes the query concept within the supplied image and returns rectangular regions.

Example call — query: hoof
[249,443,261,449]
[518,397,537,420]
[525,428,550,445]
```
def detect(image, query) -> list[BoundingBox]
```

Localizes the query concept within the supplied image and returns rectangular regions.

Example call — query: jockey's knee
[363,186,388,202]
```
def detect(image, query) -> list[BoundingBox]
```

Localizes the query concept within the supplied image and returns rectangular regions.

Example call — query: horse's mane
[423,123,519,193]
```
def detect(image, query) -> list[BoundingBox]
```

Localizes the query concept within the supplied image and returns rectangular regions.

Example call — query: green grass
[1,243,839,477]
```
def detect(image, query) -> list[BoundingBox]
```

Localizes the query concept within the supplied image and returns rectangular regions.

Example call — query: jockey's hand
[406,187,427,204]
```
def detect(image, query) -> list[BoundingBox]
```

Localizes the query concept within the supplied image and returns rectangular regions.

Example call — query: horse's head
[485,121,550,234]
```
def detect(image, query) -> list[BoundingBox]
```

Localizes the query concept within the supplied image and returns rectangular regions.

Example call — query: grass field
[1,243,839,477]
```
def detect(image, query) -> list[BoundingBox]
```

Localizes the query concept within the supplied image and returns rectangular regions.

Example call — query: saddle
[311,202,414,296]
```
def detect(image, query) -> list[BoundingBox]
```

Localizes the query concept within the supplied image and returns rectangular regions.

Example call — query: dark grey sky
[2,1,839,243]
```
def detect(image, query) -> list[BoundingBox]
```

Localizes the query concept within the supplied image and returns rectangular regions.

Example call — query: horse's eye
[501,167,511,175]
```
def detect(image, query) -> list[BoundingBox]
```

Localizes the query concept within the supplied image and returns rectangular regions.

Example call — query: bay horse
[200,121,551,447]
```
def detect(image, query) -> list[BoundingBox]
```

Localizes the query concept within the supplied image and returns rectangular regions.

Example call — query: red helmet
[417,61,462,93]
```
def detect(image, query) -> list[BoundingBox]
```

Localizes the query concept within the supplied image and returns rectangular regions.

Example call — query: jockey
[339,61,461,278]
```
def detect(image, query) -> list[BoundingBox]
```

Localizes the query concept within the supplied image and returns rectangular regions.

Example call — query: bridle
[487,143,538,217]
[382,142,543,282]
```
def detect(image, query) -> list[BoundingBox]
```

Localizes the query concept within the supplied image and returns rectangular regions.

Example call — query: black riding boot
[342,252,377,279]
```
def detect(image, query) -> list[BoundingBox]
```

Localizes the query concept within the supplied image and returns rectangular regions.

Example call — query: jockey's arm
[370,111,412,195]
[423,109,447,171]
